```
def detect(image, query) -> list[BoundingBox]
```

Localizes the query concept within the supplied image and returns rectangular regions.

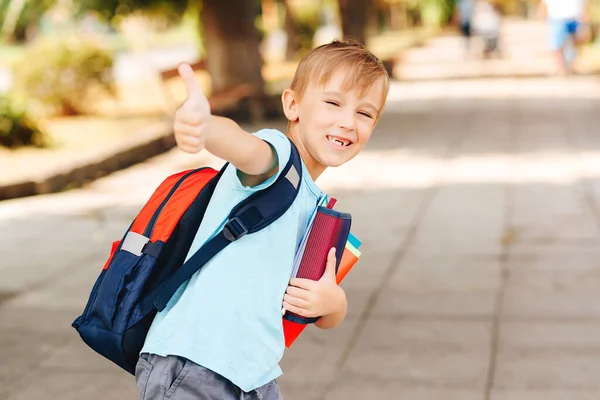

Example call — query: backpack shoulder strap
[142,139,302,314]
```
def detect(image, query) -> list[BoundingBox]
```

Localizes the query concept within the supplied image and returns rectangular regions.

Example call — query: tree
[200,0,264,96]
[282,0,302,60]
[338,0,369,44]
[76,0,188,26]
[0,0,57,42]
[78,0,269,118]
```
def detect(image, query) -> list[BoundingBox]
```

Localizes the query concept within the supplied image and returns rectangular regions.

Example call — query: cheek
[312,106,338,126]
[356,121,375,143]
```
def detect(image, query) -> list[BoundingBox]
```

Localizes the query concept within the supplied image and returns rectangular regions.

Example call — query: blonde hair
[290,39,390,111]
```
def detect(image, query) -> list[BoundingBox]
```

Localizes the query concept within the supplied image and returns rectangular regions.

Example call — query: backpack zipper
[143,168,206,237]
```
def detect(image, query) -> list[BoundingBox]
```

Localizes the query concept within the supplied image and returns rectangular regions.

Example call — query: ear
[281,89,299,123]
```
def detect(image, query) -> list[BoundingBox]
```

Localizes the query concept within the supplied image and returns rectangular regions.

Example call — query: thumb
[321,247,337,281]
[178,63,208,109]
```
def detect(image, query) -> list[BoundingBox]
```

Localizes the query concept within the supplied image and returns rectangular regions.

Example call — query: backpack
[72,140,302,374]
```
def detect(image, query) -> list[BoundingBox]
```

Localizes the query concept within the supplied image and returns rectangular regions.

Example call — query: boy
[135,40,389,399]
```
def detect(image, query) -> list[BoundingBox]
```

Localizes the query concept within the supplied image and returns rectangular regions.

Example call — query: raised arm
[174,63,277,180]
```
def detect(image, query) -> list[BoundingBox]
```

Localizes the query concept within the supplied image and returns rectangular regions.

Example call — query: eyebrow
[322,91,380,115]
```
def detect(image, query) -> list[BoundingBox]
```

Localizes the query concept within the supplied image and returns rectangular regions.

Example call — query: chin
[319,152,353,168]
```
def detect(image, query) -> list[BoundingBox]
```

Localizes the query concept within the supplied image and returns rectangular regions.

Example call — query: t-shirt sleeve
[231,128,291,192]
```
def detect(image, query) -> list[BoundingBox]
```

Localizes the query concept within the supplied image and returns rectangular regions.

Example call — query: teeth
[328,136,350,147]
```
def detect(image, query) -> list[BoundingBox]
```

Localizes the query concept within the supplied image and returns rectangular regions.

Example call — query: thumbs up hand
[174,63,212,154]
[282,248,346,319]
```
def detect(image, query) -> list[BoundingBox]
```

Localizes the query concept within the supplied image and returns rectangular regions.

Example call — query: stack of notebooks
[282,196,362,347]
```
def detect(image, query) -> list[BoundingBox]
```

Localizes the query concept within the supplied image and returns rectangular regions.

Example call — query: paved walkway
[395,19,599,80]
[3,19,600,400]
[2,75,600,400]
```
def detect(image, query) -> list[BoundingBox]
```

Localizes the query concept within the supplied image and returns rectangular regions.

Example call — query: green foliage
[286,0,322,56]
[0,95,44,148]
[0,0,57,42]
[12,36,115,117]
[76,0,189,27]
[590,0,600,23]
[417,0,454,28]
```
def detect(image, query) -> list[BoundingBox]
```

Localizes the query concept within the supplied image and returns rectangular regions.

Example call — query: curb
[0,124,176,201]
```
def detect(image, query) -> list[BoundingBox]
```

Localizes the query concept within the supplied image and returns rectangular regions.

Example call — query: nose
[339,109,356,132]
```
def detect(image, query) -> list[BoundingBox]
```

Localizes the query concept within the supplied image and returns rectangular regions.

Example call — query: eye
[358,111,373,119]
[325,101,340,107]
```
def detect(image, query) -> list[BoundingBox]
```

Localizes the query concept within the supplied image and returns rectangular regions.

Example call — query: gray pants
[135,353,283,400]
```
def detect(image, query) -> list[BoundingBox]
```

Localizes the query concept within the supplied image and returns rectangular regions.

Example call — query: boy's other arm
[314,291,347,330]
[174,63,277,182]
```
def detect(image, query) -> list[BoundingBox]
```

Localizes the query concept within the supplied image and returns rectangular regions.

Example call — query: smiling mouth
[327,135,352,147]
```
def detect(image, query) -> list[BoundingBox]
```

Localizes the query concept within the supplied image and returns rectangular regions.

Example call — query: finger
[286,286,311,300]
[283,294,310,309]
[173,121,203,138]
[174,131,204,153]
[177,142,203,154]
[178,63,208,109]
[174,128,204,147]
[289,278,315,290]
[320,247,337,281]
[176,108,203,126]
[282,301,314,318]
[175,136,204,153]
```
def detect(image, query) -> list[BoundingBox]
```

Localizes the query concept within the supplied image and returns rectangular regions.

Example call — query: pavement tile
[502,286,600,319]
[490,390,600,400]
[351,319,492,353]
[339,349,489,389]
[508,248,600,271]
[372,288,497,318]
[278,382,330,400]
[3,370,137,400]
[5,264,104,311]
[499,321,600,350]
[0,307,77,331]
[390,262,501,293]
[511,184,599,242]
[506,266,600,292]
[493,351,600,390]
[39,333,129,372]
[279,318,358,399]
[327,384,484,400]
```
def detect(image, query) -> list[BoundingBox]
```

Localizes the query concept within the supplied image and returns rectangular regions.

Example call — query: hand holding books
[281,197,362,347]
[282,248,345,319]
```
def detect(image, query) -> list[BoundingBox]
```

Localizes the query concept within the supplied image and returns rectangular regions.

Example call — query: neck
[286,124,326,181]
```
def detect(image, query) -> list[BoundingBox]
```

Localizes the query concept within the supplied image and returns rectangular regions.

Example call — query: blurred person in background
[539,0,589,74]
[472,0,503,59]
[455,0,476,57]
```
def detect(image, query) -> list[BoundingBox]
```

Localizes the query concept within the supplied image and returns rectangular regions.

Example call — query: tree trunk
[200,0,266,119]
[283,0,301,60]
[338,0,368,44]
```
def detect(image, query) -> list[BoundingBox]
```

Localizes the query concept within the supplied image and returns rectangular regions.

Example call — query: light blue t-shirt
[141,129,323,392]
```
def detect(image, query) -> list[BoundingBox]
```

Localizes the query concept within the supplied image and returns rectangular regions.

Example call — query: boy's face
[292,68,386,170]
